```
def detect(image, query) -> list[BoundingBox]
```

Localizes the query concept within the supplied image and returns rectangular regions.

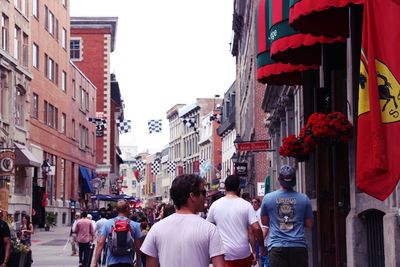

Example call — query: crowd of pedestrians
[0,164,314,267]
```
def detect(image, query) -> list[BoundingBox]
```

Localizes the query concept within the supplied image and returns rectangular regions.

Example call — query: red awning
[289,0,363,38]
[256,0,317,85]
[268,0,343,66]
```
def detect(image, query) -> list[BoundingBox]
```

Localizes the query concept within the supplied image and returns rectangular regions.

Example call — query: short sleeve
[304,197,313,220]
[208,225,224,258]
[206,205,215,223]
[131,221,142,240]
[0,222,10,238]
[260,196,269,217]
[101,221,110,238]
[248,203,257,225]
[140,226,158,258]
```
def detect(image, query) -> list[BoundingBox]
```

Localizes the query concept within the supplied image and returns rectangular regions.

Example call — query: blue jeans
[260,254,269,267]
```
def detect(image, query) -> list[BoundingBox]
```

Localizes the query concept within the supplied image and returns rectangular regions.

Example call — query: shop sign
[236,140,272,152]
[0,150,15,177]
[234,162,248,176]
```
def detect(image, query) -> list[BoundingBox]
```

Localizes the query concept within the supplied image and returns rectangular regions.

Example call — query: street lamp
[233,134,243,151]
[41,159,51,192]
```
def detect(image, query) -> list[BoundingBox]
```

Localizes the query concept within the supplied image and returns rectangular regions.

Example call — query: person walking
[140,174,225,267]
[73,211,95,267]
[92,200,142,267]
[95,209,108,266]
[260,165,314,267]
[0,209,10,267]
[251,197,269,267]
[206,175,266,267]
[70,212,81,256]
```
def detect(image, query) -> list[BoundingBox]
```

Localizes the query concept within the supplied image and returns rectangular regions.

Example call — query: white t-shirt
[140,213,224,267]
[206,197,257,260]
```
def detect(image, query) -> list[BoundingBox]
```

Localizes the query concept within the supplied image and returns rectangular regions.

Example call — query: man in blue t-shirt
[92,200,142,267]
[260,165,313,267]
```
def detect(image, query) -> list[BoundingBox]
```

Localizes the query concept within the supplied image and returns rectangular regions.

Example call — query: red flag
[356,0,400,200]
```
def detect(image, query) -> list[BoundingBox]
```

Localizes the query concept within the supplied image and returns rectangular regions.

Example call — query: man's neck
[225,191,239,198]
[280,186,294,191]
[176,206,196,215]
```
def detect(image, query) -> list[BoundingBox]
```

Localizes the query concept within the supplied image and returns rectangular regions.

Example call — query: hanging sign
[0,150,15,176]
[234,162,248,176]
[236,140,272,152]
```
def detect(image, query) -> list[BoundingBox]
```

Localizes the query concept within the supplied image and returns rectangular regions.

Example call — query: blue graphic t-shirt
[101,216,142,265]
[260,189,313,250]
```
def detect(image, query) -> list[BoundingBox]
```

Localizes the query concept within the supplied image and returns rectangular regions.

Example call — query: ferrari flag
[356,0,400,200]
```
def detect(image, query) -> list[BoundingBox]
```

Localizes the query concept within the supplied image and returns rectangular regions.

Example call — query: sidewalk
[31,226,78,267]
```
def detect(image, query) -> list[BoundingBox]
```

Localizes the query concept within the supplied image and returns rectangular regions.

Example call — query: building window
[1,14,8,51]
[80,125,87,149]
[32,43,38,68]
[71,118,75,138]
[60,159,65,201]
[54,18,59,41]
[61,71,66,92]
[80,86,85,111]
[62,28,67,49]
[44,100,48,124]
[72,79,76,99]
[46,103,58,129]
[22,32,28,67]
[48,11,54,35]
[32,0,38,18]
[92,132,95,153]
[85,91,89,111]
[21,0,27,16]
[70,39,81,60]
[62,0,67,7]
[13,26,20,60]
[15,88,24,127]
[54,63,58,85]
[32,93,38,119]
[61,112,66,134]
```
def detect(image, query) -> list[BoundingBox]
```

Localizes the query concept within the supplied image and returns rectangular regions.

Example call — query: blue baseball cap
[278,165,296,187]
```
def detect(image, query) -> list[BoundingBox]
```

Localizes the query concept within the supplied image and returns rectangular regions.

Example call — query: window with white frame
[70,39,81,60]
[32,0,38,17]
[48,11,54,35]
[1,14,8,51]
[71,118,75,139]
[80,86,85,110]
[61,112,66,134]
[32,43,38,68]
[62,28,67,49]
[15,88,24,127]
[60,159,65,201]
[22,32,28,67]
[72,79,76,99]
[32,93,38,119]
[13,26,20,60]
[61,71,66,92]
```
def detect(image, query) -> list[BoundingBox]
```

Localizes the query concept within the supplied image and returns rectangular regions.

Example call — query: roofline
[70,17,118,52]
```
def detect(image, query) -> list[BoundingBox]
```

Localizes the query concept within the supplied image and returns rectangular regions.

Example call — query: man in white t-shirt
[140,174,225,267]
[207,175,266,267]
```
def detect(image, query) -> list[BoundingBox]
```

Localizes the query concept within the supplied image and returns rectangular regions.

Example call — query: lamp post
[41,159,51,193]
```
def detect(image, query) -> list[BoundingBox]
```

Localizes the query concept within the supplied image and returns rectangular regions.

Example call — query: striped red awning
[268,0,343,66]
[256,0,316,85]
[289,0,363,38]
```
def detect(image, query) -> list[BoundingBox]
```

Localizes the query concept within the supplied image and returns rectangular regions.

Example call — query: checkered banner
[148,119,162,133]
[151,161,160,175]
[167,161,176,173]
[181,117,196,128]
[135,160,144,171]
[116,119,131,133]
[88,117,107,137]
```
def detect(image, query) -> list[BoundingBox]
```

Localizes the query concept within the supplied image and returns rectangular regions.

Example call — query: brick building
[29,0,97,226]
[70,17,119,195]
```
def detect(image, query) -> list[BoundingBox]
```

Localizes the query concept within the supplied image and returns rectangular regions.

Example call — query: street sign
[234,162,248,176]
[236,140,272,152]
[0,150,15,176]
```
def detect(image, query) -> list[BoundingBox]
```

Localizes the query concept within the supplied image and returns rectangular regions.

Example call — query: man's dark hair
[99,208,107,218]
[225,175,240,192]
[81,211,88,218]
[170,174,204,209]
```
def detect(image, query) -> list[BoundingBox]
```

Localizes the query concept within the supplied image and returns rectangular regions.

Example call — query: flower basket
[279,112,353,161]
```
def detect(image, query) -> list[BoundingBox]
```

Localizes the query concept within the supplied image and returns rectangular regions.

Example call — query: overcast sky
[70,0,236,153]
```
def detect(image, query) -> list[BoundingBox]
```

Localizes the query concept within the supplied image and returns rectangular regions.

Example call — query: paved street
[32,226,78,267]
